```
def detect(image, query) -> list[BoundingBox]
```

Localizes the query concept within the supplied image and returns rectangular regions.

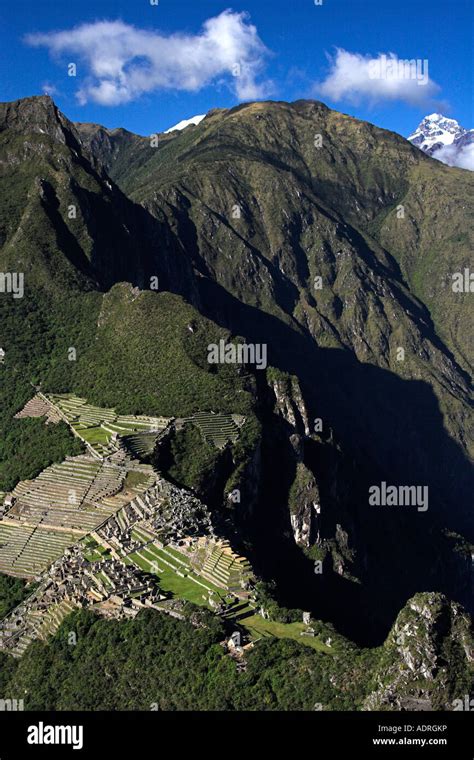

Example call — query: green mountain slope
[77,98,473,640]
[0,592,472,711]
[0,96,256,496]
[1,94,472,652]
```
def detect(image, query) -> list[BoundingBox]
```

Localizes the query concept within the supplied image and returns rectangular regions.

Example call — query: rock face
[0,95,76,144]
[267,374,320,547]
[270,375,311,437]
[365,592,474,710]
[289,462,320,547]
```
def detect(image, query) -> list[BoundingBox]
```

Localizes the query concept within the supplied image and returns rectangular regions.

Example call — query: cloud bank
[435,142,474,171]
[25,11,272,106]
[315,49,442,107]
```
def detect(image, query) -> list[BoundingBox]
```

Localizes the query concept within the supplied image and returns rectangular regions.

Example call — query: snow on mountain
[408,114,474,171]
[164,114,206,133]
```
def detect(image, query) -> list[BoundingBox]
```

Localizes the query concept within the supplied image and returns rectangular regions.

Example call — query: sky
[0,0,472,138]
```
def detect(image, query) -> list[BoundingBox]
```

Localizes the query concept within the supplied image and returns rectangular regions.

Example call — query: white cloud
[435,142,474,171]
[41,82,58,96]
[25,11,273,106]
[314,49,442,107]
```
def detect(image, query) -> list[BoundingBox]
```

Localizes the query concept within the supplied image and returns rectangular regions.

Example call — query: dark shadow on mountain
[194,276,473,645]
[39,181,96,282]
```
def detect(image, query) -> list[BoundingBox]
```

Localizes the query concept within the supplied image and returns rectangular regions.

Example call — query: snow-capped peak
[164,114,206,134]
[408,114,466,151]
[408,113,473,171]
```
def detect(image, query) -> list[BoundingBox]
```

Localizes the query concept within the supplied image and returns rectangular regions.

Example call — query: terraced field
[0,523,76,577]
[3,394,256,632]
[3,599,78,657]
[0,453,157,578]
[181,412,242,449]
[120,432,161,461]
[46,393,171,457]
[14,394,61,424]
[125,530,255,619]
[127,538,229,608]
[199,541,253,592]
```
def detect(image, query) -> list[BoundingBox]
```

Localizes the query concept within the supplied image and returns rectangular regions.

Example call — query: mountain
[1,591,472,711]
[408,113,465,154]
[0,95,473,708]
[408,113,474,170]
[164,114,206,133]
[79,98,473,638]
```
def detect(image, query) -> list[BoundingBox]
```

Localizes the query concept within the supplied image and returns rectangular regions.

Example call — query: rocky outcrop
[270,375,311,437]
[364,592,474,710]
[0,95,79,146]
[289,462,320,547]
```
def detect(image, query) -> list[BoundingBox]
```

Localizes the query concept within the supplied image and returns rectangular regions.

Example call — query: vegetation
[0,573,28,618]
[0,607,378,711]
[0,593,471,711]
[0,290,99,491]
[0,417,84,492]
[288,462,317,515]
[155,423,222,493]
[254,582,304,624]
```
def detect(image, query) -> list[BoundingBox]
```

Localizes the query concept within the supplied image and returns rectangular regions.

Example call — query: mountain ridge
[0,94,472,652]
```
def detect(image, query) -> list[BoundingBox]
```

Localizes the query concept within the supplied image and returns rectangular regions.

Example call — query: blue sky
[1,0,472,137]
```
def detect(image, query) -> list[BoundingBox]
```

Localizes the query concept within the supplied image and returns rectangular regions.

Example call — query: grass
[127,549,228,608]
[160,544,191,566]
[241,615,334,653]
[81,536,110,562]
[127,551,216,607]
[124,471,149,489]
[79,426,111,446]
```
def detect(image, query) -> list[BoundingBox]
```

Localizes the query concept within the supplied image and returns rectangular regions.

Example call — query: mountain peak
[425,112,451,121]
[409,113,465,144]
[0,94,73,144]
[164,114,206,133]
[408,112,472,169]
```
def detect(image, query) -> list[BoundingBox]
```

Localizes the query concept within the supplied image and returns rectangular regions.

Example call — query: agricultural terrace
[46,393,171,457]
[0,453,156,578]
[126,530,254,618]
[2,599,77,657]
[179,412,244,449]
